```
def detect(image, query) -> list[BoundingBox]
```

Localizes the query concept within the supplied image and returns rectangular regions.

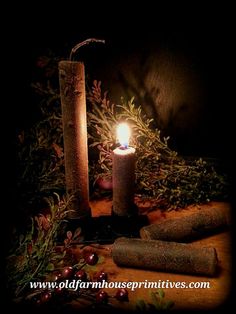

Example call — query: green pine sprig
[87,80,228,209]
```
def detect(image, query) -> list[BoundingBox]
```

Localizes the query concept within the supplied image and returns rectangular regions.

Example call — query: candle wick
[120,145,128,150]
[69,38,105,61]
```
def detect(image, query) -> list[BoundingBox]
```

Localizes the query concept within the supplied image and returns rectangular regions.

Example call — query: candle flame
[117,123,131,147]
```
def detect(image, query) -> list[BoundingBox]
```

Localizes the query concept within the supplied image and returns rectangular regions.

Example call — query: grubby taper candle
[59,61,90,219]
[140,207,228,242]
[112,123,136,216]
[112,237,218,276]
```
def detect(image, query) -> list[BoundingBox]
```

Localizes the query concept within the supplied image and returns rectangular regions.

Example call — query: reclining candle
[112,123,136,216]
[112,237,218,276]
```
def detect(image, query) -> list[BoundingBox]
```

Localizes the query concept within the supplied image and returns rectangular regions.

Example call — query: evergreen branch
[87,80,228,209]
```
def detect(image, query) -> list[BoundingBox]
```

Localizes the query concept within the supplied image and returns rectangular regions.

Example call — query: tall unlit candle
[59,61,90,219]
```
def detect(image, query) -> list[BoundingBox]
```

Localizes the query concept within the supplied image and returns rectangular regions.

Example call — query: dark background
[11,7,234,159]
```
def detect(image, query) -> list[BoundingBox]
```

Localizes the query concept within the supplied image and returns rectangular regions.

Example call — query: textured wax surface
[112,147,136,216]
[59,61,90,218]
[112,237,218,276]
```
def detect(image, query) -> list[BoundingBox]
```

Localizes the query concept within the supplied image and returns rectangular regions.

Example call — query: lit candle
[112,123,136,216]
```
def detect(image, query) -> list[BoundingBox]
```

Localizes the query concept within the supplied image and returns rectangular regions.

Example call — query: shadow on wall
[96,45,206,155]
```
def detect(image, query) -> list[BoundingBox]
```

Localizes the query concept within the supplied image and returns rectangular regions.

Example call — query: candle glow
[117,123,131,148]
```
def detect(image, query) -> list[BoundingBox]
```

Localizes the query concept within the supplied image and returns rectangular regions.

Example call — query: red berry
[27,243,33,255]
[61,266,74,279]
[96,271,108,282]
[54,287,64,295]
[85,252,98,266]
[52,271,62,281]
[115,288,129,301]
[36,299,42,306]
[96,177,113,190]
[74,269,87,281]
[96,290,108,303]
[40,291,52,303]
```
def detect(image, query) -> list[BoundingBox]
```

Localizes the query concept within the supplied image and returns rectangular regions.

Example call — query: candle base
[67,206,92,220]
[57,214,149,245]
[111,203,139,217]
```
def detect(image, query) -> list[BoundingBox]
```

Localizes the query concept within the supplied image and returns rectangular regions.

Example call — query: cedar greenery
[6,193,124,310]
[16,55,228,211]
[16,64,65,219]
[87,80,228,209]
[6,193,72,297]
[136,289,174,311]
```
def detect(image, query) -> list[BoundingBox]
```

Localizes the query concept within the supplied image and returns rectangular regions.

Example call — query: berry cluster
[33,252,129,308]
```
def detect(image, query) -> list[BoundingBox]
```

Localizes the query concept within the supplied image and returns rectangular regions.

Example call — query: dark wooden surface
[74,199,232,311]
